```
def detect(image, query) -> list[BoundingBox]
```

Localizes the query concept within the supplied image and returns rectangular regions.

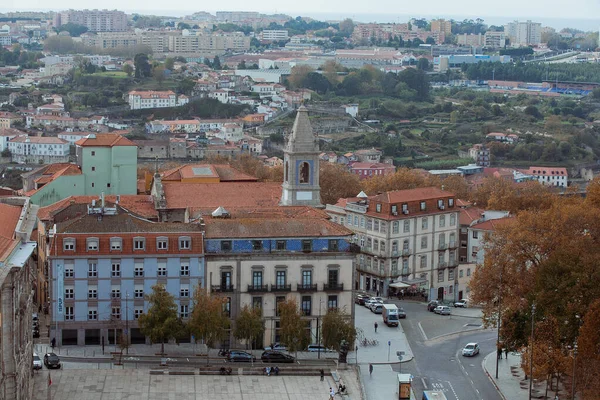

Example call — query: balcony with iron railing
[323,282,344,291]
[448,259,459,267]
[296,284,318,292]
[438,243,448,251]
[438,262,448,269]
[270,284,292,292]
[211,284,234,293]
[448,241,457,249]
[247,284,269,293]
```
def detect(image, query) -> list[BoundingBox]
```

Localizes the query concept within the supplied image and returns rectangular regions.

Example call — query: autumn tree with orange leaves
[362,167,441,195]
[319,162,363,205]
[470,195,600,396]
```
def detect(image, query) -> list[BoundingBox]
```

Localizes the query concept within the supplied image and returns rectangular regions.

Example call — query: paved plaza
[34,370,360,400]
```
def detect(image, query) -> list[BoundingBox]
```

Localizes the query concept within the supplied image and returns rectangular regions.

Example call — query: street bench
[150,370,164,375]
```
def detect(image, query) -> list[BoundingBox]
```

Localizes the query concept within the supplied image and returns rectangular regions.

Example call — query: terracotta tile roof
[0,128,27,137]
[204,216,353,239]
[0,203,21,240]
[57,213,200,234]
[350,162,395,169]
[128,90,176,99]
[10,136,68,144]
[161,164,258,182]
[163,181,281,211]
[459,207,485,226]
[37,195,157,221]
[470,217,514,231]
[75,133,136,147]
[197,206,330,220]
[371,187,454,204]
[526,167,568,176]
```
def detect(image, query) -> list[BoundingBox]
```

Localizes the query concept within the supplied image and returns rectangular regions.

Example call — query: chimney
[101,192,105,208]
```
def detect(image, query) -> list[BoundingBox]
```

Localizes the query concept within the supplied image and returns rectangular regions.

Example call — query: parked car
[261,351,295,363]
[363,299,376,308]
[397,307,407,319]
[355,294,369,305]
[368,301,383,312]
[371,297,384,303]
[427,301,440,312]
[454,300,468,308]
[264,343,287,351]
[462,343,480,357]
[372,304,384,314]
[43,353,61,369]
[307,344,335,353]
[227,351,256,362]
[32,354,42,370]
[434,306,451,315]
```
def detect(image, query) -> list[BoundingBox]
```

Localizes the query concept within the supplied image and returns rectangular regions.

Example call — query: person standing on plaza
[329,387,335,399]
[374,322,378,333]
[320,369,324,381]
[369,363,373,376]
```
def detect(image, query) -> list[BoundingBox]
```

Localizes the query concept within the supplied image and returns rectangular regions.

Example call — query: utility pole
[528,303,536,400]
[571,343,578,400]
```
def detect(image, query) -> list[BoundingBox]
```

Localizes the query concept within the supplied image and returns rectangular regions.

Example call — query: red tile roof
[161,164,258,182]
[75,133,136,147]
[37,195,157,221]
[164,181,281,211]
[10,136,68,144]
[0,203,21,240]
[370,187,454,204]
[459,207,485,226]
[470,217,513,231]
[204,216,353,239]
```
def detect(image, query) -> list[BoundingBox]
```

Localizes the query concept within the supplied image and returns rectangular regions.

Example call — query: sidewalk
[354,305,414,400]
[482,351,566,400]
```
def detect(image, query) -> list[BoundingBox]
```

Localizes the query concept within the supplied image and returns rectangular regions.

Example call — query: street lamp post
[571,343,578,400]
[317,299,323,359]
[125,292,129,355]
[495,269,503,379]
[528,303,536,400]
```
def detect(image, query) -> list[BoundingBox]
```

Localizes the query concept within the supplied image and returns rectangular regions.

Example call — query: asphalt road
[386,300,501,400]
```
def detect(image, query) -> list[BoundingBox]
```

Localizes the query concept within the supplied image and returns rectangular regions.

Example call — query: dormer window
[157,237,168,250]
[438,200,444,209]
[110,237,122,251]
[133,237,145,250]
[391,205,398,214]
[420,201,426,211]
[63,238,75,251]
[179,236,191,250]
[448,198,454,207]
[376,204,381,213]
[87,238,99,251]
[402,203,408,213]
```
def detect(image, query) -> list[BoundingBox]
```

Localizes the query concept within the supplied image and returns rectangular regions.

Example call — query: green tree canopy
[188,290,230,348]
[321,308,356,351]
[134,53,152,78]
[278,298,309,353]
[138,284,181,354]
[234,304,264,349]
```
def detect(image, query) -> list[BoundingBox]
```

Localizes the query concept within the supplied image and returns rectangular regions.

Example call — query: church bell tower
[280,106,322,207]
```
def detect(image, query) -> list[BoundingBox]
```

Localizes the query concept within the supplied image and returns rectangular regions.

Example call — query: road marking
[421,377,428,389]
[446,381,459,400]
[417,322,428,341]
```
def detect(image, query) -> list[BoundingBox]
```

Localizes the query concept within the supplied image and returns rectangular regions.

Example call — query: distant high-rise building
[504,20,541,46]
[431,19,452,36]
[54,9,128,32]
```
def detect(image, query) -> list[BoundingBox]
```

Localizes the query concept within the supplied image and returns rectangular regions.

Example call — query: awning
[389,281,410,288]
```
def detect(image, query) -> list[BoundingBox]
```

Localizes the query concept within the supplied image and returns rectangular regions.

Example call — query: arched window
[284,162,289,182]
[299,162,310,184]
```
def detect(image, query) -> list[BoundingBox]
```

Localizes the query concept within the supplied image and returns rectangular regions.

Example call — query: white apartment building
[54,9,128,32]
[327,187,461,301]
[261,30,289,41]
[484,31,507,48]
[466,211,511,265]
[128,91,188,110]
[525,166,568,187]
[504,20,542,46]
[211,123,243,142]
[8,136,70,164]
[0,128,27,152]
[58,132,91,145]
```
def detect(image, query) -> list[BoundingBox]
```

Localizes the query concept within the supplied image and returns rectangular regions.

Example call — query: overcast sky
[2,0,599,23]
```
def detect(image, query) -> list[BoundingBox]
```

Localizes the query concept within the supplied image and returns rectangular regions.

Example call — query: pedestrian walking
[376,290,380,297]
[329,387,335,399]
[51,338,55,349]
[369,363,373,376]
[497,347,502,359]
[374,322,378,333]
[320,369,324,381]
[504,348,509,359]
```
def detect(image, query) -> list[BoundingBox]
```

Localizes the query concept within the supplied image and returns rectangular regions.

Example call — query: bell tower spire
[280,106,322,207]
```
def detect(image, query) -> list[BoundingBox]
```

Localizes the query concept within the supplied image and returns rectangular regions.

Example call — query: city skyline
[1,0,599,28]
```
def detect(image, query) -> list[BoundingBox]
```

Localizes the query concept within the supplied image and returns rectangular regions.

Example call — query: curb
[482,352,507,400]
[427,326,489,342]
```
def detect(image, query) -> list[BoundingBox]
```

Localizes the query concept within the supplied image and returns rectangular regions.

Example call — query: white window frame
[180,264,190,276]
[63,238,75,251]
[87,237,99,251]
[88,287,97,299]
[111,262,121,277]
[179,236,191,250]
[157,237,168,250]
[133,237,145,250]
[65,287,74,299]
[110,237,122,251]
[65,306,74,321]
[88,309,97,321]
[88,262,97,278]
